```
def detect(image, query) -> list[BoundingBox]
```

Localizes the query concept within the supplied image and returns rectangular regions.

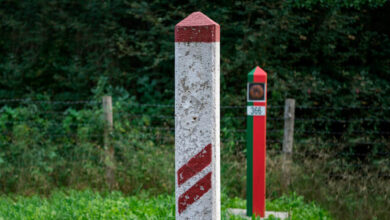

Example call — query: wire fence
[0,98,389,172]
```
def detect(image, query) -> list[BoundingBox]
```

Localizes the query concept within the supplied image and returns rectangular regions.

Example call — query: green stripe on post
[246,70,255,216]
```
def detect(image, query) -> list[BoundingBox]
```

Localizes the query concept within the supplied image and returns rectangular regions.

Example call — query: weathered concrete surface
[175,11,220,220]
[175,41,220,219]
[228,208,289,220]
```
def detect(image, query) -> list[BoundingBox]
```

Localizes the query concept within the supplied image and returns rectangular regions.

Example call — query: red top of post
[175,12,220,42]
[252,66,267,82]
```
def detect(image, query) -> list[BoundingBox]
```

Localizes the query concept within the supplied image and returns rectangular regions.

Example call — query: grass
[1,105,388,219]
[264,150,390,220]
[0,189,331,220]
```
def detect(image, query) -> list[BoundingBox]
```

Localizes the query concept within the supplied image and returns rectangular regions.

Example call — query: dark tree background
[0,3,389,218]
[0,0,389,105]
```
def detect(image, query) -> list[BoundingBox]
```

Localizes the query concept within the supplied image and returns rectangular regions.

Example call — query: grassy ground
[0,189,331,220]
[1,105,388,219]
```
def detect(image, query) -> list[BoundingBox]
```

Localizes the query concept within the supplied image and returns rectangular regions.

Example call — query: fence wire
[0,98,389,172]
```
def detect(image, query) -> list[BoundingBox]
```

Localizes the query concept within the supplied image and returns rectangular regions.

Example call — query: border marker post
[175,12,220,219]
[246,66,267,217]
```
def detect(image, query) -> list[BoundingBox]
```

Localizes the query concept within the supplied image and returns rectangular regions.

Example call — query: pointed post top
[176,11,219,27]
[248,66,267,76]
[248,66,267,83]
[175,11,220,42]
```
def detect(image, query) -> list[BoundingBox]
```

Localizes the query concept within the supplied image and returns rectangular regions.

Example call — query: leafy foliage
[0,102,175,195]
[0,0,389,158]
[0,0,389,105]
[0,189,331,219]
[0,1,389,219]
[0,102,388,219]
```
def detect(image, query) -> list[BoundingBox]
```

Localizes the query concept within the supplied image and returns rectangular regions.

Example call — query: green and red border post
[246,66,267,217]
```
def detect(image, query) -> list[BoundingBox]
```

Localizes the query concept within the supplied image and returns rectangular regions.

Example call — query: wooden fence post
[282,98,295,189]
[103,95,115,189]
[175,12,220,219]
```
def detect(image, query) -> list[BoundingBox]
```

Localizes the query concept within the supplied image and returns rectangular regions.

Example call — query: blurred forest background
[0,0,389,219]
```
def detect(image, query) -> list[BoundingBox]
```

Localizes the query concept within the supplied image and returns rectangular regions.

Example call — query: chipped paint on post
[175,12,220,220]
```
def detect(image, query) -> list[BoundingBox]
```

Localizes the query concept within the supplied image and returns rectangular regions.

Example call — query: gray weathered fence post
[282,98,295,188]
[175,11,220,219]
[102,95,115,189]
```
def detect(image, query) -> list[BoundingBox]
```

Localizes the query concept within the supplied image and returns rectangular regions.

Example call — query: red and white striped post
[175,12,220,219]
[246,66,267,217]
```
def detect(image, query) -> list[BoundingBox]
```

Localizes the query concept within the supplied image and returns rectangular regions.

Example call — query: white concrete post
[175,11,220,219]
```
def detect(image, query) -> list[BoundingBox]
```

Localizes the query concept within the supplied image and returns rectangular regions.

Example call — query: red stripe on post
[177,144,212,186]
[178,172,212,214]
[175,11,220,42]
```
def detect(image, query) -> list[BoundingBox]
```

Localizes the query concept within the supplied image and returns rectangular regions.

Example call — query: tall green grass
[0,189,331,220]
[1,104,389,219]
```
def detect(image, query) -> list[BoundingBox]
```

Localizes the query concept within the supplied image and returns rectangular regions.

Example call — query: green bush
[0,0,389,106]
[1,0,389,167]
[0,1,389,219]
[0,102,388,219]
